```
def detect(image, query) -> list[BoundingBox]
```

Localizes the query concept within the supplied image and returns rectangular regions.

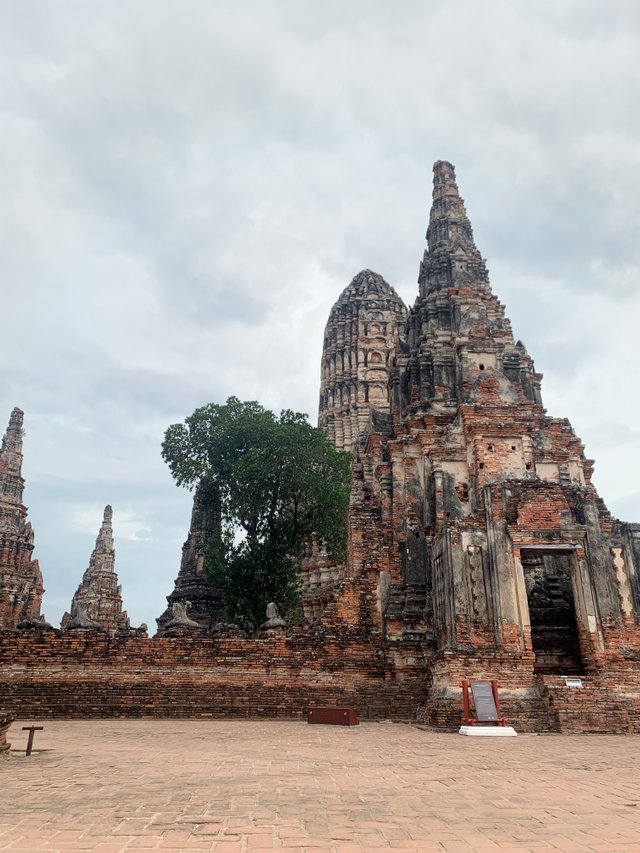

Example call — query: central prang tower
[322,161,640,729]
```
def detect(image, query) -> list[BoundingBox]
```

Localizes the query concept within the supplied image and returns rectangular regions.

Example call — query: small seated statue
[67,601,101,630]
[259,602,287,636]
[117,622,148,638]
[164,600,201,630]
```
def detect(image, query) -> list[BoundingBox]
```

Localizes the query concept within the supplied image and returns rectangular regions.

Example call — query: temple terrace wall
[0,575,427,721]
[0,629,424,721]
[4,627,640,731]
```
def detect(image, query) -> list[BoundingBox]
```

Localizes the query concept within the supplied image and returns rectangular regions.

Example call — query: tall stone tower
[311,272,406,619]
[318,269,407,453]
[0,408,44,629]
[347,161,640,725]
[156,479,223,632]
[61,505,130,634]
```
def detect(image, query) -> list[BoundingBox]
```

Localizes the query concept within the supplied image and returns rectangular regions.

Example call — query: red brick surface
[5,720,640,852]
[0,577,425,722]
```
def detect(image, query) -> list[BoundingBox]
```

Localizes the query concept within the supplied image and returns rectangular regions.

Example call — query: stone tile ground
[2,721,640,852]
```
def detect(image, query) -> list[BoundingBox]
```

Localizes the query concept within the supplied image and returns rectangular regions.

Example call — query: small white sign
[459,725,517,737]
[564,677,583,688]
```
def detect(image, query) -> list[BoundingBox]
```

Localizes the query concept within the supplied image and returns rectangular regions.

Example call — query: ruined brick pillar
[61,505,130,635]
[299,537,344,622]
[0,408,44,629]
[156,480,223,632]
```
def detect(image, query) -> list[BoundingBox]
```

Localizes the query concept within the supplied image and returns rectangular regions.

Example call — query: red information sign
[461,679,507,726]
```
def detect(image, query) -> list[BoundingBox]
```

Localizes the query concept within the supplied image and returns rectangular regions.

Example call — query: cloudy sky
[1,0,639,630]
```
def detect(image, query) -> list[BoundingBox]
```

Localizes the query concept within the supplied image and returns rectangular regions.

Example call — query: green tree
[162,397,352,631]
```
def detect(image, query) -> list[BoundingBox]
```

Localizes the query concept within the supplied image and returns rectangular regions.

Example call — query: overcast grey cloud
[1,0,639,630]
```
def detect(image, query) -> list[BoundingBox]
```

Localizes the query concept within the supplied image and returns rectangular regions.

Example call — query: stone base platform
[459,724,517,736]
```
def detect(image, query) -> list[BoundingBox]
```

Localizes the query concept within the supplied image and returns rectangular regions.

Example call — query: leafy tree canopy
[162,397,352,630]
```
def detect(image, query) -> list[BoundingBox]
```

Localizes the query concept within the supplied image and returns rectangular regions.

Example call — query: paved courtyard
[2,720,640,853]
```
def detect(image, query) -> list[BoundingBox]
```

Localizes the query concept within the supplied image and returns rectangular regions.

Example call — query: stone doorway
[521,550,583,674]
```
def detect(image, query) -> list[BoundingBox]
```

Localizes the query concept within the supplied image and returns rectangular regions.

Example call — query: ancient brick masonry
[305,270,408,618]
[2,162,640,733]
[318,269,407,453]
[1,572,425,723]
[344,161,640,729]
[156,480,223,632]
[61,505,131,635]
[0,408,43,629]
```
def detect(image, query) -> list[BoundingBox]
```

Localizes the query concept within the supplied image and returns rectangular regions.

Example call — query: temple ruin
[1,161,639,731]
[318,269,407,453]
[0,408,44,629]
[341,161,640,727]
[61,506,131,635]
[156,480,223,633]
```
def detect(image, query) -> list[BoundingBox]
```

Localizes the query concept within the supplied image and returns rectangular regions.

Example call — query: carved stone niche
[466,545,489,623]
[521,551,582,674]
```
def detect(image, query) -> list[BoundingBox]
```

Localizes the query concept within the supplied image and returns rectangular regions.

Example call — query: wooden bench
[307,707,359,726]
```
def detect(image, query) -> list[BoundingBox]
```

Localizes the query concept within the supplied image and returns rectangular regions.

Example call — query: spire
[95,505,114,555]
[0,407,24,477]
[61,504,130,634]
[426,161,478,253]
[0,408,44,628]
[156,480,224,633]
[419,161,489,298]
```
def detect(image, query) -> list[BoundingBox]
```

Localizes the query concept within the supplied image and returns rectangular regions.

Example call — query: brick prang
[2,162,640,733]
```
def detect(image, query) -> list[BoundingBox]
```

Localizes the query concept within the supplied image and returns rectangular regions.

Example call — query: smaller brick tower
[308,271,407,620]
[318,269,407,453]
[0,408,44,629]
[61,505,130,634]
[156,480,223,632]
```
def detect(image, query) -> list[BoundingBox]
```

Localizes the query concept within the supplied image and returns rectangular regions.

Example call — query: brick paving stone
[3,721,640,851]
[246,837,274,849]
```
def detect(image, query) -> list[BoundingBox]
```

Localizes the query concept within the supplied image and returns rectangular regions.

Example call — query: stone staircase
[539,674,640,733]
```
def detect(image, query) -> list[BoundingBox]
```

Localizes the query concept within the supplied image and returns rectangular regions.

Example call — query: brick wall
[0,628,427,720]
[3,619,640,731]
[418,647,640,733]
[0,575,428,721]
